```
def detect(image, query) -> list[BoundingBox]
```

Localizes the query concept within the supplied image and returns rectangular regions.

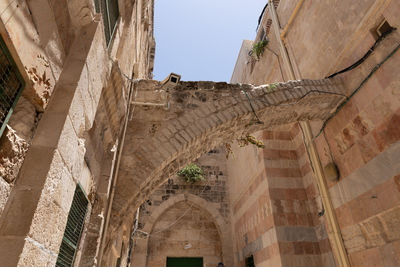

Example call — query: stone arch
[132,193,233,267]
[110,78,346,234]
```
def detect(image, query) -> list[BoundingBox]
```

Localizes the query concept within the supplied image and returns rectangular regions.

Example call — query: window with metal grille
[56,184,89,267]
[0,35,25,138]
[94,0,120,46]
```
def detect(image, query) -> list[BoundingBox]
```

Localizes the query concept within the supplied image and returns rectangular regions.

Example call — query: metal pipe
[98,79,135,266]
[268,1,350,266]
[268,0,296,80]
[126,207,140,267]
[300,121,351,267]
[280,0,304,40]
[131,101,167,107]
[93,142,118,265]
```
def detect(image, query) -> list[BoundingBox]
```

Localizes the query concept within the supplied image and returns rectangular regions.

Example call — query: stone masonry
[110,78,347,236]
[0,0,399,266]
[132,147,233,266]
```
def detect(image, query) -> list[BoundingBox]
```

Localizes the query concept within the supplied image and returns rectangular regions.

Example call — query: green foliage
[266,83,278,92]
[252,40,268,59]
[177,163,205,183]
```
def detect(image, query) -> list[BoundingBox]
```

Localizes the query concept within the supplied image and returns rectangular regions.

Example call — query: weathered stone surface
[0,178,11,217]
[18,237,57,267]
[342,224,366,253]
[146,201,222,267]
[0,127,29,183]
[132,149,233,266]
[7,96,37,141]
[111,78,346,232]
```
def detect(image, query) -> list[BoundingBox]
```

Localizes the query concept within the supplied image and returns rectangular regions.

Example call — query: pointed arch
[132,193,234,267]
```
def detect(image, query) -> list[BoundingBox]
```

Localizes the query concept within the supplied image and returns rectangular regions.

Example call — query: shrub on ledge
[177,163,205,183]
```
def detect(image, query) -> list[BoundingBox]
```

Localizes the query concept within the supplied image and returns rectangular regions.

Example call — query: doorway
[166,257,203,267]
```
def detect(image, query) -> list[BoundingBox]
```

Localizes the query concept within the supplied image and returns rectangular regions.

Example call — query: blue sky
[153,0,267,82]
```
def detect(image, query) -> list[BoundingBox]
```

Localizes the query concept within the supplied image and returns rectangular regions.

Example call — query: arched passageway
[132,193,233,266]
[110,78,346,233]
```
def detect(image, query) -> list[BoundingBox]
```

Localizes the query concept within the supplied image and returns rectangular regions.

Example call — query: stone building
[0,0,399,267]
[0,0,155,266]
[228,0,400,266]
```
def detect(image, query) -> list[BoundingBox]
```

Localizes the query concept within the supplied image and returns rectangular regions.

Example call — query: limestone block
[23,151,74,254]
[68,89,86,136]
[85,27,109,108]
[39,150,75,213]
[18,237,57,267]
[360,216,386,248]
[7,96,37,141]
[0,178,11,217]
[379,206,400,241]
[0,126,29,183]
[276,226,318,242]
[28,197,69,254]
[57,116,80,175]
[78,162,93,197]
[341,224,366,253]
[79,233,100,267]
[72,137,87,183]
[66,0,95,29]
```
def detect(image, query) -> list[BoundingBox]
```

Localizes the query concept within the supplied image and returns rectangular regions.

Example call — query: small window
[0,35,25,138]
[372,19,395,40]
[95,0,120,46]
[56,185,89,267]
[246,255,255,267]
[377,20,394,37]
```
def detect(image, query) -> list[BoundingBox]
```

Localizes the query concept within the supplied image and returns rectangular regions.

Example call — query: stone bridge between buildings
[110,77,347,231]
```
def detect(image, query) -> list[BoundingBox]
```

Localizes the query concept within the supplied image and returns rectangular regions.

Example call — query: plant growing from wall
[224,135,265,159]
[177,163,205,183]
[224,143,234,159]
[237,135,265,149]
[252,40,268,60]
[266,83,278,92]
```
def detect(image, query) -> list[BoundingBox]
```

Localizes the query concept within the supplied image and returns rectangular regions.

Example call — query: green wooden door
[167,257,203,267]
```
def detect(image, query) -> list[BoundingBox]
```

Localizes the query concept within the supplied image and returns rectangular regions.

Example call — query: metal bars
[0,35,25,138]
[95,0,120,46]
[56,185,89,267]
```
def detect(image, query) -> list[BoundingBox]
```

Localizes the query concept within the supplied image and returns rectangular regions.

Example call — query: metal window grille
[0,35,25,138]
[94,0,120,46]
[56,185,89,267]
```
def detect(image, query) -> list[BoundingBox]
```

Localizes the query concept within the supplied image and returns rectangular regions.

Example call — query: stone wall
[147,202,222,267]
[131,147,234,266]
[226,128,335,267]
[0,0,155,266]
[229,0,400,266]
[140,147,230,220]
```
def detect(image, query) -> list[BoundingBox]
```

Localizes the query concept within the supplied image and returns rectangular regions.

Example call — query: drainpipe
[280,0,304,40]
[131,101,169,109]
[97,77,136,266]
[268,0,296,80]
[126,207,140,267]
[268,1,350,267]
[93,142,118,265]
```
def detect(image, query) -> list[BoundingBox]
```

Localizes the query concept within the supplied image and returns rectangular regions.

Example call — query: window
[0,35,25,138]
[94,0,120,46]
[376,20,395,37]
[245,255,255,267]
[56,185,89,267]
[371,19,395,40]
